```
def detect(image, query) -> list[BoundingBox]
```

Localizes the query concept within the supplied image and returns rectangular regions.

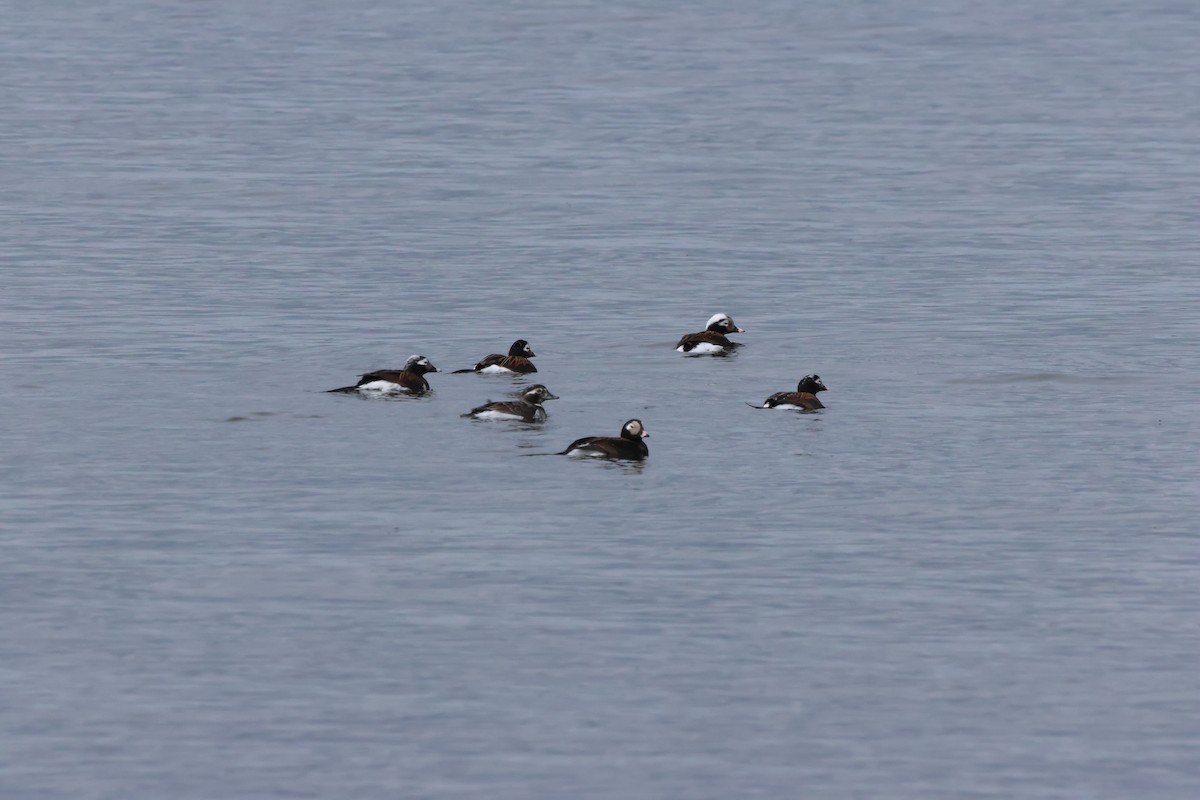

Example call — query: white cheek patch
[478,364,513,374]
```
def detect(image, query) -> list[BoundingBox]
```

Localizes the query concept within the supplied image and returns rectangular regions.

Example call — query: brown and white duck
[327,355,439,395]
[452,339,538,374]
[748,374,827,410]
[674,313,745,355]
[463,384,560,422]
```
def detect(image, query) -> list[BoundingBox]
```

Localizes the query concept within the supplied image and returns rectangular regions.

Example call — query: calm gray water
[4,0,1200,797]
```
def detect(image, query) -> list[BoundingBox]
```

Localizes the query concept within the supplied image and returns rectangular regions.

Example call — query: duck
[327,355,439,395]
[463,384,560,421]
[559,419,649,460]
[451,339,538,374]
[674,313,745,355]
[749,374,827,410]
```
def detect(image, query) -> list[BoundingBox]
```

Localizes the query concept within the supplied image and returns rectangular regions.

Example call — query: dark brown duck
[559,419,649,460]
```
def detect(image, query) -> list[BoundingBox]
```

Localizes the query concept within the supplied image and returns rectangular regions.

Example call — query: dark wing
[464,399,499,417]
[513,401,543,421]
[788,392,824,410]
[763,391,791,408]
[467,400,541,420]
[357,370,428,394]
[357,370,400,385]
[675,331,735,351]
[472,353,505,370]
[499,355,537,373]
[559,435,599,454]
[562,436,646,459]
[600,437,648,460]
[472,354,537,373]
[585,439,621,457]
[765,392,823,409]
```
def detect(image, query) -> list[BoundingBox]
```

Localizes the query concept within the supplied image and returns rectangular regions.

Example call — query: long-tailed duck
[559,419,649,460]
[327,355,439,395]
[463,384,559,421]
[749,374,827,410]
[675,313,745,355]
[451,339,538,374]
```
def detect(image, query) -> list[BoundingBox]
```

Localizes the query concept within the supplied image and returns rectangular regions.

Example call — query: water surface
[3,1,1200,797]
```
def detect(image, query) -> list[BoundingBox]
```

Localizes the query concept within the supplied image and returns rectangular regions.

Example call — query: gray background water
[3,0,1199,797]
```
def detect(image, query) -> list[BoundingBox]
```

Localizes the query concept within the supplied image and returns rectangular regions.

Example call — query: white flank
[683,342,725,355]
[478,364,514,374]
[357,380,408,393]
[473,409,523,420]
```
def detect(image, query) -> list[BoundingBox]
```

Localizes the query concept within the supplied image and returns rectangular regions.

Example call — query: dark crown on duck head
[797,374,826,393]
[509,339,536,358]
